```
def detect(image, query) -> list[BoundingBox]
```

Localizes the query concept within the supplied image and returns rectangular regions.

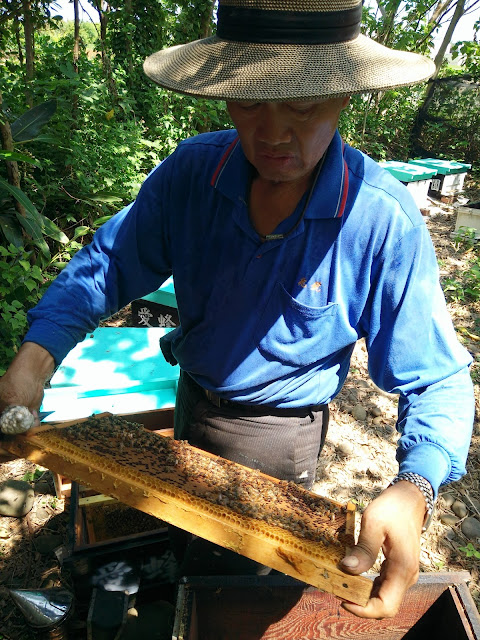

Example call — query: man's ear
[341,96,351,109]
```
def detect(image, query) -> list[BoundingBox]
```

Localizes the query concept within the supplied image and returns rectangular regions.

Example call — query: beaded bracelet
[390,472,435,532]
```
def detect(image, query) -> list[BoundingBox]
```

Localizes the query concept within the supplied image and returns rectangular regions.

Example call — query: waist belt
[202,386,327,417]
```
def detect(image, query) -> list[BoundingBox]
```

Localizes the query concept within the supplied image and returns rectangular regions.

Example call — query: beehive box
[379,160,436,210]
[173,572,480,640]
[40,327,179,424]
[409,158,471,197]
[63,477,178,607]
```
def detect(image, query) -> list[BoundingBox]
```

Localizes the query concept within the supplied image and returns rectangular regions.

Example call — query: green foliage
[420,70,480,165]
[453,226,477,251]
[0,244,54,375]
[0,99,68,258]
[11,99,57,142]
[0,5,230,376]
[340,84,425,161]
[459,543,480,559]
[452,40,480,80]
[442,229,480,304]
[23,466,44,483]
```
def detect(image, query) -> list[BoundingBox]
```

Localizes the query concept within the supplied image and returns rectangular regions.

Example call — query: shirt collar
[212,129,348,220]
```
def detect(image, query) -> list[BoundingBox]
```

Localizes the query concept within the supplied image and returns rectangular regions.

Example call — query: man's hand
[0,342,55,462]
[340,480,426,619]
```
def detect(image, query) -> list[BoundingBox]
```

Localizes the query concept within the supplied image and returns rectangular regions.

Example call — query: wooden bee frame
[2,412,372,606]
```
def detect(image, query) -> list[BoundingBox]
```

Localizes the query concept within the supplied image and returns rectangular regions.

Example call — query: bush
[0,244,54,375]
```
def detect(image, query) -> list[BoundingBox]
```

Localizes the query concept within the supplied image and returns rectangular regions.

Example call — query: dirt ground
[1,180,480,639]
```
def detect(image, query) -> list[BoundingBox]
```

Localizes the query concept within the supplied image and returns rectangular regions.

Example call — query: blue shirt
[25,130,474,495]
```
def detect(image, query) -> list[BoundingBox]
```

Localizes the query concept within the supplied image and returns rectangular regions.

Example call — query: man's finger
[342,558,415,619]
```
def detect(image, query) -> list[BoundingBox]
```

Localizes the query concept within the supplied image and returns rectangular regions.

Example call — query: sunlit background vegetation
[1,0,479,373]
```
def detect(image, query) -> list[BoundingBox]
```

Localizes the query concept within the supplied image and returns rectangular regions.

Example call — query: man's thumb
[340,534,382,575]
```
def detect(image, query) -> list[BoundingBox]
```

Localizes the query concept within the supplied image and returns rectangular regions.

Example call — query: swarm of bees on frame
[55,415,350,547]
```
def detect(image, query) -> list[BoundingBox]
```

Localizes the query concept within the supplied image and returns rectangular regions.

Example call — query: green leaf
[85,191,124,204]
[11,100,58,143]
[0,150,42,168]
[24,279,37,292]
[0,178,67,246]
[0,178,50,256]
[14,213,50,257]
[93,215,114,227]
[0,214,23,248]
[0,178,40,218]
[40,215,69,244]
[20,134,63,146]
[50,260,68,270]
[73,225,91,239]
[59,62,78,80]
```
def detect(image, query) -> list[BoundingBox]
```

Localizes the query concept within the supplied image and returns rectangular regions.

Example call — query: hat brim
[143,34,435,101]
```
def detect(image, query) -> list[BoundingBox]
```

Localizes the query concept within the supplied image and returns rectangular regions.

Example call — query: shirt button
[257,254,262,259]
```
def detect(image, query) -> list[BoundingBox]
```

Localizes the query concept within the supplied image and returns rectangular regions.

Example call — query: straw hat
[143,0,435,101]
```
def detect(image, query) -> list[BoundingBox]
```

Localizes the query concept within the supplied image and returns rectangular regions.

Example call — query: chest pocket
[254,282,356,368]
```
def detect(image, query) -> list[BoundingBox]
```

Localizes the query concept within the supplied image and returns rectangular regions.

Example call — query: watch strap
[390,472,435,532]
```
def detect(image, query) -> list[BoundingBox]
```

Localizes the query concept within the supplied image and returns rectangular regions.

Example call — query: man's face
[227,97,350,187]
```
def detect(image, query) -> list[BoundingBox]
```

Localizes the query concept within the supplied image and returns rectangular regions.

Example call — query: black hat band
[217,4,363,45]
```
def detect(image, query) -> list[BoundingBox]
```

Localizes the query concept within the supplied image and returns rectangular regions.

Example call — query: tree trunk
[0,92,26,217]
[72,0,80,122]
[430,0,455,26]
[73,0,80,71]
[94,0,118,102]
[377,0,402,46]
[22,0,35,108]
[125,0,134,86]
[409,0,467,156]
[199,0,215,38]
[14,12,24,67]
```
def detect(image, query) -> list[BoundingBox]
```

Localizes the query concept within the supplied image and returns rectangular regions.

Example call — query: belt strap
[202,386,327,417]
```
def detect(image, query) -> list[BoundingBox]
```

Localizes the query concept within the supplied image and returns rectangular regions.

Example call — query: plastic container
[455,201,480,239]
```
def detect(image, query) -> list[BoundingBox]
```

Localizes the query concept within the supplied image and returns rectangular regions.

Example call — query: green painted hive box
[40,327,179,422]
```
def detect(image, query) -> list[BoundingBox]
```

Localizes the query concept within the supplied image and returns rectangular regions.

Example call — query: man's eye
[239,102,261,110]
[288,102,315,113]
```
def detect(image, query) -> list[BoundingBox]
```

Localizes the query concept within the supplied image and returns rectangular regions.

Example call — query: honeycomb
[5,414,372,604]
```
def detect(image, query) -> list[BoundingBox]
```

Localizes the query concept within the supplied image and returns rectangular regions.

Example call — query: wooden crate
[70,481,168,552]
[173,572,480,640]
[63,477,178,608]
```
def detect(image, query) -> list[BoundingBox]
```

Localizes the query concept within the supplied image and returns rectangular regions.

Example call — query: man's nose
[256,105,292,145]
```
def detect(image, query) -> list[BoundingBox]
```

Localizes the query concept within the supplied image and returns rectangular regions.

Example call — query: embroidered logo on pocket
[298,277,322,291]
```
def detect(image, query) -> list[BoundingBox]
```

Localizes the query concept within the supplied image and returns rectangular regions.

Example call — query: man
[0,0,474,620]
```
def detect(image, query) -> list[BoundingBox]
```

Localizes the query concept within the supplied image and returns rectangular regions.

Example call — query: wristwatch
[390,472,435,532]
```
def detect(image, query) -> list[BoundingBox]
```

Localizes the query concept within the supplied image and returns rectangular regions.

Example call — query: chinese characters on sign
[137,307,177,328]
